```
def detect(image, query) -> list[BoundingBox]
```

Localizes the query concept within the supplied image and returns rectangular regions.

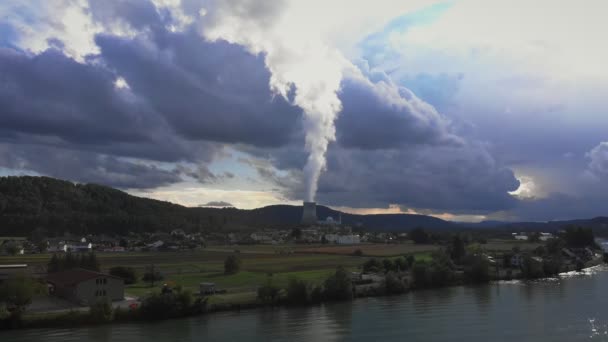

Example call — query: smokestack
[301,201,317,225]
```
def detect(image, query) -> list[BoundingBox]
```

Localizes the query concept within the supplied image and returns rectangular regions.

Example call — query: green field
[2,240,539,305]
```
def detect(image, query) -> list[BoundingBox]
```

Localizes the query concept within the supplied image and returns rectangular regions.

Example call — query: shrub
[362,258,382,273]
[310,285,323,303]
[224,255,242,275]
[323,267,353,301]
[89,300,113,323]
[382,259,395,273]
[257,280,280,304]
[139,288,192,320]
[109,266,138,285]
[384,272,407,294]
[286,278,309,305]
[463,255,491,283]
[140,293,176,320]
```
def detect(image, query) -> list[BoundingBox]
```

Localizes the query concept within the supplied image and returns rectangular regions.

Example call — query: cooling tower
[301,201,317,225]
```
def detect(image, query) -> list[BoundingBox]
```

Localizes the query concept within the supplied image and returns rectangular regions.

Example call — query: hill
[0,176,455,236]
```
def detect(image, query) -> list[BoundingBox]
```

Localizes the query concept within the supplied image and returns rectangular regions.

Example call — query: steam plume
[201,0,348,201]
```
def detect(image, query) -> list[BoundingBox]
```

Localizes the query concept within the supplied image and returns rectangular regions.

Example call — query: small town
[1,201,605,330]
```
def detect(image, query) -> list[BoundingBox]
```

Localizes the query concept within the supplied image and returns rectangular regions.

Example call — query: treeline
[48,252,100,273]
[0,176,252,236]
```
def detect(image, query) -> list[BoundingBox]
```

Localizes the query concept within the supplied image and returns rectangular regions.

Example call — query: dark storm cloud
[336,75,462,150]
[273,143,520,212]
[96,30,301,147]
[0,0,527,215]
[0,143,181,189]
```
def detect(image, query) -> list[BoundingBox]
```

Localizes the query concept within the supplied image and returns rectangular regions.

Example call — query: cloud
[96,30,302,147]
[586,142,608,179]
[336,73,461,149]
[0,143,181,189]
[200,201,234,208]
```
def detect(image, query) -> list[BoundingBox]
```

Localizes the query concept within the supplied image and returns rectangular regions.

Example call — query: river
[4,266,608,341]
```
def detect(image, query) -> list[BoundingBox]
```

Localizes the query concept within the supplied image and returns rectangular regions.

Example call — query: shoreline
[8,261,606,331]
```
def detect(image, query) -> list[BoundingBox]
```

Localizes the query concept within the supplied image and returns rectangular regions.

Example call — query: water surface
[4,266,608,341]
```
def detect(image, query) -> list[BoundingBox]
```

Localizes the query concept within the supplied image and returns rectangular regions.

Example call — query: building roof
[46,268,122,287]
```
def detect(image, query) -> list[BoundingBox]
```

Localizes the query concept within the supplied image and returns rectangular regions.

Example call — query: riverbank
[6,259,605,331]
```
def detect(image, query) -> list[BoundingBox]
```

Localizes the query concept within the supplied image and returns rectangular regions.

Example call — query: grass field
[2,240,541,305]
[296,243,440,256]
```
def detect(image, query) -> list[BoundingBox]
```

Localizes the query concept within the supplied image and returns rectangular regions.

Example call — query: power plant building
[301,201,317,225]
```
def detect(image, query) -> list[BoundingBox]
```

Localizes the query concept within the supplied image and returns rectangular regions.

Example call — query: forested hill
[0,176,454,236]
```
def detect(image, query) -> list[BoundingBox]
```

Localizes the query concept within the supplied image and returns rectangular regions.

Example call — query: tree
[81,253,100,272]
[449,235,466,264]
[89,300,114,323]
[563,226,596,248]
[143,265,163,287]
[109,266,138,285]
[224,255,242,275]
[382,259,395,273]
[405,255,415,268]
[385,272,407,294]
[412,261,431,288]
[362,258,382,273]
[257,276,280,304]
[286,278,309,305]
[394,257,408,271]
[4,242,21,256]
[0,275,39,317]
[409,228,430,244]
[463,254,491,283]
[529,232,541,243]
[291,228,302,240]
[48,254,61,273]
[323,266,353,301]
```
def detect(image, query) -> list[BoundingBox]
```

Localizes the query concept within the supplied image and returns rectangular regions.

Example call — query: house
[512,233,528,241]
[539,232,554,241]
[46,269,124,305]
[66,242,93,253]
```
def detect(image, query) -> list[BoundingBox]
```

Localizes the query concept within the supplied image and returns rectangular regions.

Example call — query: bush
[224,255,242,275]
[352,249,364,256]
[109,267,138,285]
[384,272,407,294]
[140,288,193,320]
[362,258,382,273]
[412,261,431,288]
[463,255,491,283]
[382,259,395,273]
[310,285,323,303]
[140,293,176,320]
[257,280,280,304]
[89,300,113,323]
[286,278,309,305]
[323,267,353,301]
[409,228,430,244]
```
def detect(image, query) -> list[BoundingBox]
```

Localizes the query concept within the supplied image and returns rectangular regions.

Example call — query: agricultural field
[296,242,440,257]
[2,240,542,305]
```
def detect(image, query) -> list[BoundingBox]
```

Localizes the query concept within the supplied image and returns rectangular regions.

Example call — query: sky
[1,0,608,222]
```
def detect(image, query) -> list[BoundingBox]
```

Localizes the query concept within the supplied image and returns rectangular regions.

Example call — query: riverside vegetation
[1,226,604,330]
